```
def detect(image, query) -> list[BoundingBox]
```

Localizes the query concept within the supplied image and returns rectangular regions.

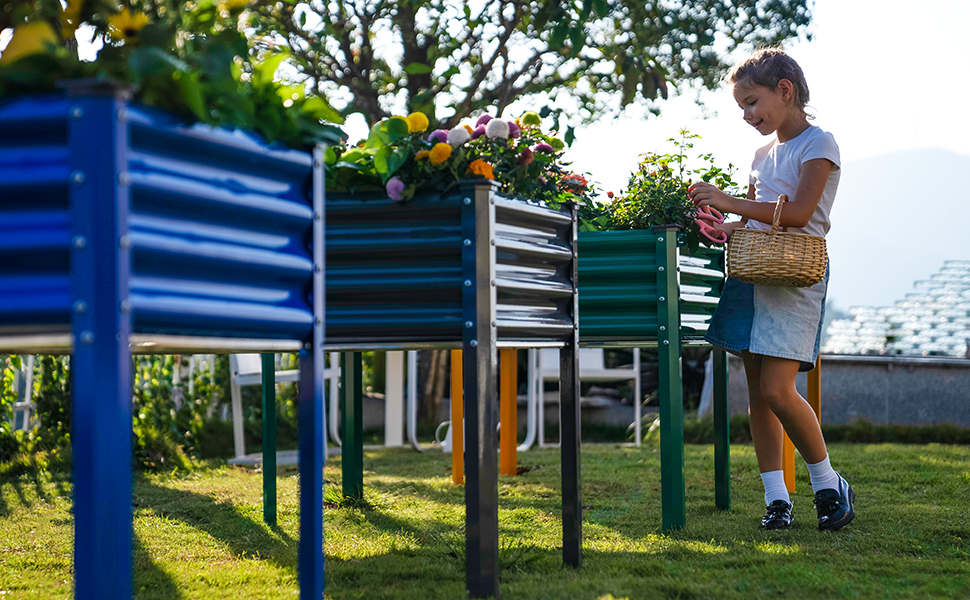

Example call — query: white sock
[761,470,790,505]
[806,454,840,494]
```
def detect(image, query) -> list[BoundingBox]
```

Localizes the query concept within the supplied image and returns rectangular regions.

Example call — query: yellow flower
[415,150,431,161]
[429,142,452,165]
[406,112,429,133]
[108,8,150,44]
[467,159,494,180]
[61,0,86,37]
[0,21,58,66]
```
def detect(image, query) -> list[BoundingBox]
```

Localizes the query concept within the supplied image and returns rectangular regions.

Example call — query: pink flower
[386,176,405,202]
[471,125,486,139]
[428,129,448,144]
[485,119,510,139]
[507,121,521,139]
[534,143,554,154]
[518,147,534,165]
[475,114,493,127]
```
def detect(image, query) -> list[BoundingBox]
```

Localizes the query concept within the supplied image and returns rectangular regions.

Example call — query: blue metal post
[68,92,134,599]
[298,145,326,598]
[261,353,278,525]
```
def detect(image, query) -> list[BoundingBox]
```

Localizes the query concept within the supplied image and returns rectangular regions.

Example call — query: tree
[250,0,812,132]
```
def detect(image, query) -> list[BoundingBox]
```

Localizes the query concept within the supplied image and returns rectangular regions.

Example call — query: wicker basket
[726,194,827,287]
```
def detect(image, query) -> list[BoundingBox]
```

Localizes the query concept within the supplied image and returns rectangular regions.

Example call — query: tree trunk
[418,349,448,424]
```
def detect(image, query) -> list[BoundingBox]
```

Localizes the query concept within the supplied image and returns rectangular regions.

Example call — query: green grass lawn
[1,442,968,599]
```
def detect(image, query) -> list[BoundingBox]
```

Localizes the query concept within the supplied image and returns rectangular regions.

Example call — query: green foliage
[249,0,813,129]
[0,0,345,151]
[34,355,71,451]
[598,130,741,252]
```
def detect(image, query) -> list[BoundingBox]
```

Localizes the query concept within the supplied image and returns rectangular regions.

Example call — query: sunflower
[0,21,58,66]
[107,8,150,44]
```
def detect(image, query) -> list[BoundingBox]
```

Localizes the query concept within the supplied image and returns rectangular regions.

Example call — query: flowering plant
[326,110,596,206]
[0,0,344,151]
[592,131,741,252]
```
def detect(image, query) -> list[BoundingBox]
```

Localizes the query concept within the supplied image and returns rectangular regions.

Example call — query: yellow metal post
[451,349,464,485]
[783,356,822,492]
[499,349,518,476]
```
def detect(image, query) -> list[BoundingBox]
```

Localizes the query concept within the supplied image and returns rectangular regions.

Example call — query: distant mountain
[825,148,970,310]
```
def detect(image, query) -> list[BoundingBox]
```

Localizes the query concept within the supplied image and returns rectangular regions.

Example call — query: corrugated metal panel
[577,230,725,343]
[0,96,72,332]
[325,186,576,347]
[0,95,316,342]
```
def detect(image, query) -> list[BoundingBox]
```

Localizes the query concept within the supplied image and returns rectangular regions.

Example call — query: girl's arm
[689,159,833,228]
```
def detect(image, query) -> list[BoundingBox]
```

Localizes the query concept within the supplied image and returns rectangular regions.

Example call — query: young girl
[688,48,854,531]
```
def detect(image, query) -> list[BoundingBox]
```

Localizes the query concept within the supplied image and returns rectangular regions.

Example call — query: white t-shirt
[747,125,841,237]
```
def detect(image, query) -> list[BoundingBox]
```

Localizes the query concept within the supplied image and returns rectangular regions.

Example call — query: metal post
[340,352,364,500]
[69,92,133,600]
[460,180,500,599]
[499,348,518,476]
[561,203,582,567]
[385,351,405,447]
[298,144,326,599]
[261,353,277,525]
[713,348,730,511]
[656,228,685,531]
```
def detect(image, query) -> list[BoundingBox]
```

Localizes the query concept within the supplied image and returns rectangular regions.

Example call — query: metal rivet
[659,296,666,302]
[73,300,88,314]
[490,279,496,287]
[314,211,322,221]
[120,235,131,248]
[120,300,131,313]
[315,317,322,325]
[70,106,83,119]
[117,108,127,121]
[658,237,664,242]
[119,172,130,185]
[72,236,86,249]
[465,321,473,328]
[80,331,95,345]
[314,264,322,273]
[469,339,478,347]
[663,340,670,346]
[489,197,495,204]
[490,239,495,246]
[463,239,472,246]
[463,197,472,205]
[660,326,666,331]
[574,323,579,330]
[314,161,322,168]
[71,171,85,184]
[659,266,665,272]
[491,320,497,327]
[464,279,472,287]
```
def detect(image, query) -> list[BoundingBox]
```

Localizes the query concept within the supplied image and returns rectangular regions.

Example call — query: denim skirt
[705,266,828,372]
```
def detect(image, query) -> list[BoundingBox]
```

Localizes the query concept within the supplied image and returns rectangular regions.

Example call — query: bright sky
[565,0,970,196]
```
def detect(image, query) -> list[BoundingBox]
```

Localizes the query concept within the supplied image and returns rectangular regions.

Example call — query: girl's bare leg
[742,350,785,472]
[757,355,828,464]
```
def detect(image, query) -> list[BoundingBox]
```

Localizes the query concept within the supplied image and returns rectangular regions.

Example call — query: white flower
[447,126,471,147]
[485,119,510,139]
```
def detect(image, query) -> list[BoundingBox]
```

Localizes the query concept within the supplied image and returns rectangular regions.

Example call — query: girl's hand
[688,182,739,214]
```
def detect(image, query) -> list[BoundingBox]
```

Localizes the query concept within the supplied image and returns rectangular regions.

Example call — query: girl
[688,48,854,531]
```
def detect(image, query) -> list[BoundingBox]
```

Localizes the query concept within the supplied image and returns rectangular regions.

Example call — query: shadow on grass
[134,532,184,600]
[134,478,299,574]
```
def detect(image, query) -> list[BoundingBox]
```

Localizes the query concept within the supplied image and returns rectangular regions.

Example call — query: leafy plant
[0,0,345,151]
[602,130,741,252]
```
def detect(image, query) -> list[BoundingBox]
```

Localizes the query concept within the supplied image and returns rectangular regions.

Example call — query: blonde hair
[728,48,811,116]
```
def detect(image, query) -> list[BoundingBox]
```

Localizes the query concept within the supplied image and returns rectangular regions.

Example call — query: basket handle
[770,194,789,233]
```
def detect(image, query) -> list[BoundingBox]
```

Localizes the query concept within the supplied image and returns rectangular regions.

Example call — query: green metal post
[713,348,730,511]
[260,353,277,525]
[340,352,364,500]
[656,228,685,531]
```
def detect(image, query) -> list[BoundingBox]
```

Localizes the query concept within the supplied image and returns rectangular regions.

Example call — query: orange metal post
[783,356,822,492]
[499,349,518,476]
[451,349,464,485]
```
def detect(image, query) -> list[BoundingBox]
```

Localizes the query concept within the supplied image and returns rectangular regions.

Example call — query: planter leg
[341,352,364,500]
[560,340,582,567]
[298,347,324,598]
[714,348,730,511]
[261,353,277,525]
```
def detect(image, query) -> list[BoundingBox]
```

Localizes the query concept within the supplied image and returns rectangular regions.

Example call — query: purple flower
[507,120,521,139]
[428,129,448,144]
[475,114,493,127]
[538,176,548,185]
[386,176,405,202]
[518,147,534,165]
[471,125,486,139]
[534,143,555,154]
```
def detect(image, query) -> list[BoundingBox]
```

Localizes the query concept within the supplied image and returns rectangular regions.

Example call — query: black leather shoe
[815,472,855,531]
[761,499,794,530]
